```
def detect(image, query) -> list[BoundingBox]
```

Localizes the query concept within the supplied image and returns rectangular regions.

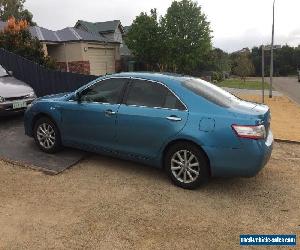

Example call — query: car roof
[76,72,189,97]
[109,72,185,88]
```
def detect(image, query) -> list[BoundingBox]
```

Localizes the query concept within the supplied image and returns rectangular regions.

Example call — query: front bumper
[204,131,274,177]
[24,109,33,137]
[0,98,35,117]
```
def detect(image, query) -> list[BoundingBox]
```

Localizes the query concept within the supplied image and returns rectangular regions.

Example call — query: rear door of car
[60,77,129,151]
[115,78,188,160]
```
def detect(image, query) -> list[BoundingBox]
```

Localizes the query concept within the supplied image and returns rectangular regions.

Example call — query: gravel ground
[0,142,299,249]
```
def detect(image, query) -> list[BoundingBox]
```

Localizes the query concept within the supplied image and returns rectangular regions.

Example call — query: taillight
[232,124,266,140]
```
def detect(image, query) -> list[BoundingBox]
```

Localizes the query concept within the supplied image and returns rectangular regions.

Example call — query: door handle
[166,116,182,122]
[105,109,116,116]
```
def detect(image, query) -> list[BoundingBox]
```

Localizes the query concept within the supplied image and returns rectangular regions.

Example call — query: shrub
[0,17,56,69]
[211,71,224,83]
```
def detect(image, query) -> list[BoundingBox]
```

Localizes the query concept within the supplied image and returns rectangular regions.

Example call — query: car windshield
[0,65,8,77]
[181,77,241,107]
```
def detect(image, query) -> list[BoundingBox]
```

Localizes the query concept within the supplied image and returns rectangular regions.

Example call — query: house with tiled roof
[75,20,131,57]
[75,20,123,42]
[0,20,121,75]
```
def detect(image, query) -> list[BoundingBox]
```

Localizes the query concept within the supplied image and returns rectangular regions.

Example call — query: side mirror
[8,71,13,75]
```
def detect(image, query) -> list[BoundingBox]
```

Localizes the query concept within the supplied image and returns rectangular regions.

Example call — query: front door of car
[116,79,188,160]
[60,78,128,151]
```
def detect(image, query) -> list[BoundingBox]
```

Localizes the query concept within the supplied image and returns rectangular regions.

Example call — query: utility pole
[269,0,275,98]
[262,45,265,103]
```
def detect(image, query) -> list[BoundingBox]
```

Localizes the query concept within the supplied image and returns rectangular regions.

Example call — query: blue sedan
[24,73,273,189]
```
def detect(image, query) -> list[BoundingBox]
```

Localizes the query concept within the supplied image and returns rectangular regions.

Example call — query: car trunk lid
[231,100,271,136]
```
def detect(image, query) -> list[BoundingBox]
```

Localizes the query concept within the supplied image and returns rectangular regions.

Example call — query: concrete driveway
[0,115,86,174]
[0,141,299,249]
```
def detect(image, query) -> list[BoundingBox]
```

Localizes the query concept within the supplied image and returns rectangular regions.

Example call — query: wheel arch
[162,139,211,176]
[32,112,60,133]
[32,112,63,153]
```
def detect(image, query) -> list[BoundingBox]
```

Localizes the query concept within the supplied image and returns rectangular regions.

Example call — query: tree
[126,0,212,74]
[275,45,298,76]
[161,0,212,73]
[125,9,164,71]
[231,51,254,81]
[0,0,36,25]
[250,46,262,76]
[0,17,55,68]
[296,46,300,71]
[202,48,231,72]
[250,45,300,77]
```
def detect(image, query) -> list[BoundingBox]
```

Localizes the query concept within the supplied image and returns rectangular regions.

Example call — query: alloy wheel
[36,123,56,149]
[171,150,200,184]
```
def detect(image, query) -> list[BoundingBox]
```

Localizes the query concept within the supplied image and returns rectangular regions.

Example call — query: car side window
[80,78,127,104]
[125,79,186,110]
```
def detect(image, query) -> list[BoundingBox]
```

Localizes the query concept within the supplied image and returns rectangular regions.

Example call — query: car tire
[164,142,209,189]
[33,117,62,154]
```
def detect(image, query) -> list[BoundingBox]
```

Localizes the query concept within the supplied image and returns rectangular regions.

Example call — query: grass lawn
[216,78,271,90]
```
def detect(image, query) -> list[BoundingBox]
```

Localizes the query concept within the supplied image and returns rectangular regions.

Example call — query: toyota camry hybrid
[24,72,273,189]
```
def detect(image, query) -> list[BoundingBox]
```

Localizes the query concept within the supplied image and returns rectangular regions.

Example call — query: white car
[0,64,36,116]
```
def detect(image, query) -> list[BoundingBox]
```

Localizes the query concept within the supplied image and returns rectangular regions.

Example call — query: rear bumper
[204,131,274,177]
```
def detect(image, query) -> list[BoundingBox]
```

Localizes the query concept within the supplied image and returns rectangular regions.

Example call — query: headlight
[0,96,5,103]
[26,92,37,99]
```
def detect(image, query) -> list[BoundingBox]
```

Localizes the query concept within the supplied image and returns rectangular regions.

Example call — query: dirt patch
[239,95,300,142]
[0,142,299,249]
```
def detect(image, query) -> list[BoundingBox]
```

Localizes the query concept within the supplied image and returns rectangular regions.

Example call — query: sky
[24,0,300,52]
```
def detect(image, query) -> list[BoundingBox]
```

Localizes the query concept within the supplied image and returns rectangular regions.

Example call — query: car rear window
[181,77,240,107]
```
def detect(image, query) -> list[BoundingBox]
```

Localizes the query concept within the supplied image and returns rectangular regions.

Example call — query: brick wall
[56,61,90,75]
[69,61,90,75]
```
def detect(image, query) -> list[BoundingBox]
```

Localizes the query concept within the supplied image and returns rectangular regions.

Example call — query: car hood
[38,92,72,101]
[0,76,34,98]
